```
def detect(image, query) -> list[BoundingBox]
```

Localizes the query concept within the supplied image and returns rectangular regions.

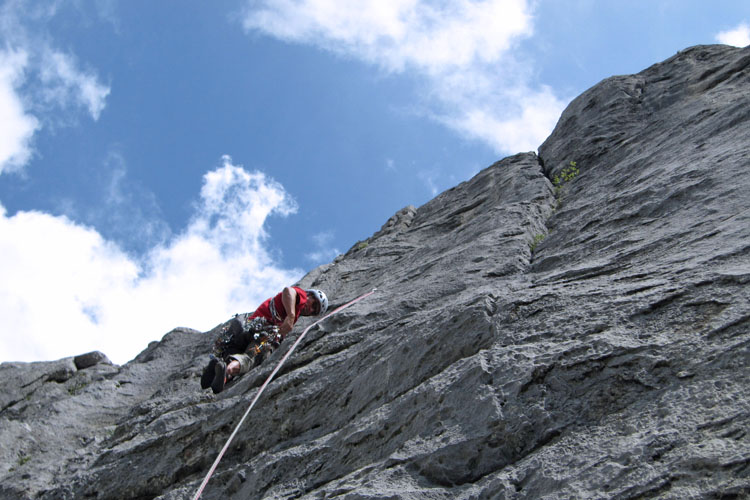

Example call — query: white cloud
[0,48,39,173]
[58,150,171,252]
[243,0,531,73]
[448,83,564,153]
[0,0,111,173]
[39,49,110,120]
[306,230,340,263]
[418,168,440,196]
[242,0,566,154]
[716,22,750,47]
[0,157,303,364]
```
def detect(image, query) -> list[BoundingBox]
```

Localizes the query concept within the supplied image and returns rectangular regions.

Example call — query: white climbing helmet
[306,289,328,315]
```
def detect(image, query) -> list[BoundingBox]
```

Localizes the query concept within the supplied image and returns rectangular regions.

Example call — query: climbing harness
[192,288,377,500]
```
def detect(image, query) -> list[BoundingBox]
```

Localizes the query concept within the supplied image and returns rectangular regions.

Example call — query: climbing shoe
[211,360,227,394]
[200,356,218,389]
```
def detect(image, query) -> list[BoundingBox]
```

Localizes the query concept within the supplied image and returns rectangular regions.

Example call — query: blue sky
[1,0,749,364]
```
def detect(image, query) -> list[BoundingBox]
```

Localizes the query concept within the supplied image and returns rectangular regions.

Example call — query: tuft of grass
[530,233,546,252]
[68,379,90,395]
[8,454,31,473]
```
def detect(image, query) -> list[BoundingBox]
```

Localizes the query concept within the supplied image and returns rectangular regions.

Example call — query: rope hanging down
[192,288,377,500]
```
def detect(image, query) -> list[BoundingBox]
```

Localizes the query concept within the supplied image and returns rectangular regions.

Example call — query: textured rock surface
[1,44,748,499]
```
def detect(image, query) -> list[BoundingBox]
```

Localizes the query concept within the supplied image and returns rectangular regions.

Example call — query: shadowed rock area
[1,44,748,499]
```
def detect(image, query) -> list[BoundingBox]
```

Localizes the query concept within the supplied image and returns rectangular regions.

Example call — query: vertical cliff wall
[1,44,748,500]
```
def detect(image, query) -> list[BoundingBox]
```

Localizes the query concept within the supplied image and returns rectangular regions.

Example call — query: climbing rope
[192,288,377,500]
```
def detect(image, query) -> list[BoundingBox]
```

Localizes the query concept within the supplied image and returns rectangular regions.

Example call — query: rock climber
[201,286,328,394]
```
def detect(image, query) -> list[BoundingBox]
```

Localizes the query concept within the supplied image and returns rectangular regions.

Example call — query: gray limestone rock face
[0,44,748,499]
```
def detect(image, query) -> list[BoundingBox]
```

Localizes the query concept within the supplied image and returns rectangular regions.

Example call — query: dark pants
[211,315,277,362]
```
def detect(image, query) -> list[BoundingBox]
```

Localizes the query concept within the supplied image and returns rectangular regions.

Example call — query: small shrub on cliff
[553,161,579,190]
[552,161,580,210]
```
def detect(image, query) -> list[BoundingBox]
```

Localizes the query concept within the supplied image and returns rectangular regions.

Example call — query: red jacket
[251,287,309,326]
